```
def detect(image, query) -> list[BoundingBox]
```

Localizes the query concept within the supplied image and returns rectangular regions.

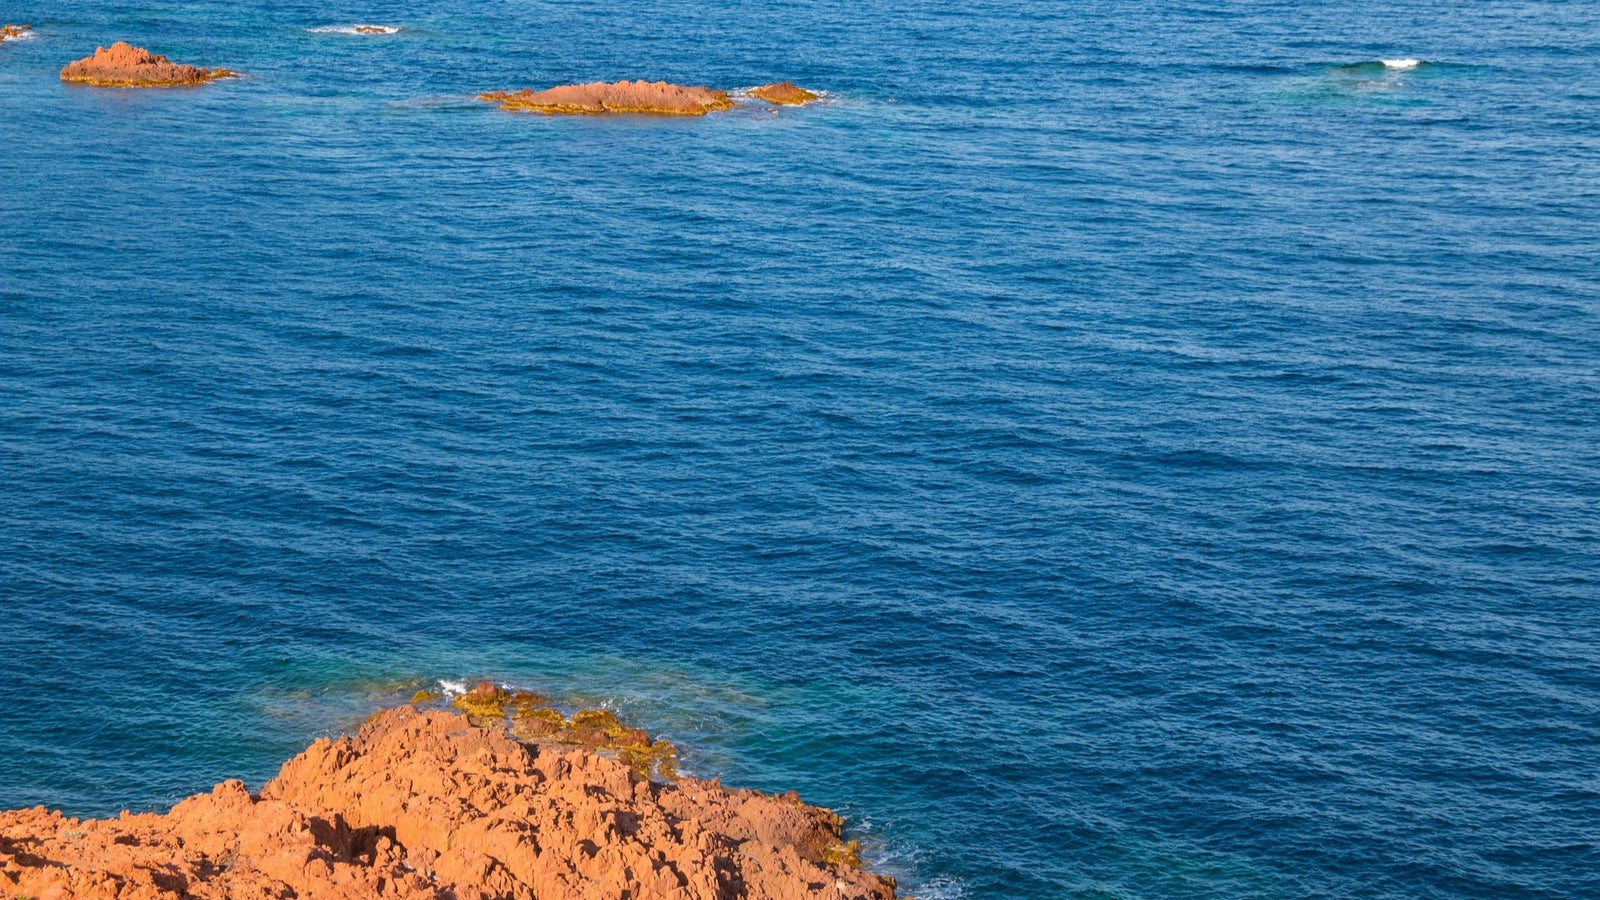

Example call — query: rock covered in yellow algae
[749,82,821,105]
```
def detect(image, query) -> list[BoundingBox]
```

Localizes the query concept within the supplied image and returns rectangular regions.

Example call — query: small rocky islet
[0,683,896,900]
[1,24,32,42]
[480,80,822,116]
[480,80,736,116]
[60,42,236,88]
[747,81,821,105]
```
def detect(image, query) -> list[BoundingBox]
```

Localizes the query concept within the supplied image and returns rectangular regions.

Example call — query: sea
[1,2,1597,898]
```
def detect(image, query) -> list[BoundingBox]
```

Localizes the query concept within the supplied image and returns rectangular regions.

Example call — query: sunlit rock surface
[0,704,897,900]
[59,42,236,87]
[481,80,735,116]
[748,82,820,105]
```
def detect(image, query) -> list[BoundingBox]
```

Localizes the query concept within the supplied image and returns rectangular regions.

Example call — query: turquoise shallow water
[2,2,1599,898]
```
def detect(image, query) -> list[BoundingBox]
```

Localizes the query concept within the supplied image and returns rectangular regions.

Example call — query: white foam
[308,24,401,36]
[438,679,468,696]
[0,28,35,42]
[902,876,968,900]
[1382,58,1421,70]
[732,87,835,101]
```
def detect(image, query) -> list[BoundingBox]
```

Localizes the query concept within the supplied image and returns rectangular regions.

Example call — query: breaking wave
[307,24,401,36]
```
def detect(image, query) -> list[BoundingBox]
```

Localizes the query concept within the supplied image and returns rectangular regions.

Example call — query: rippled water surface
[3,2,1599,898]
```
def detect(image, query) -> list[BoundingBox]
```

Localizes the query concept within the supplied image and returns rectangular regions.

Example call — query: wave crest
[308,24,401,36]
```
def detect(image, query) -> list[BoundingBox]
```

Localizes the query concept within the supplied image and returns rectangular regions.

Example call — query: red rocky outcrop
[480,80,735,116]
[60,42,236,87]
[748,82,820,105]
[0,703,897,900]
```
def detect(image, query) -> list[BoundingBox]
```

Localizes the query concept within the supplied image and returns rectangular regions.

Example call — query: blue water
[3,2,1599,897]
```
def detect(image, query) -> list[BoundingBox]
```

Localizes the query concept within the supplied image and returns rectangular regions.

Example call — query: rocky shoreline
[0,687,897,900]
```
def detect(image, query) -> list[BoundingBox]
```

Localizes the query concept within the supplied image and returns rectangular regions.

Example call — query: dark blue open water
[3,2,1599,897]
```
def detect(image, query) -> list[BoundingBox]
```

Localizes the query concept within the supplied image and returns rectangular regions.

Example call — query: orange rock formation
[480,80,735,116]
[59,42,237,88]
[0,24,31,42]
[0,700,898,900]
[748,82,820,105]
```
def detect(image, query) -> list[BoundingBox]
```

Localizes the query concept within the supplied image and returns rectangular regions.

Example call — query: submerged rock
[0,705,897,900]
[60,42,236,87]
[481,80,735,116]
[450,678,509,722]
[749,81,821,105]
[0,24,31,42]
[441,681,677,779]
